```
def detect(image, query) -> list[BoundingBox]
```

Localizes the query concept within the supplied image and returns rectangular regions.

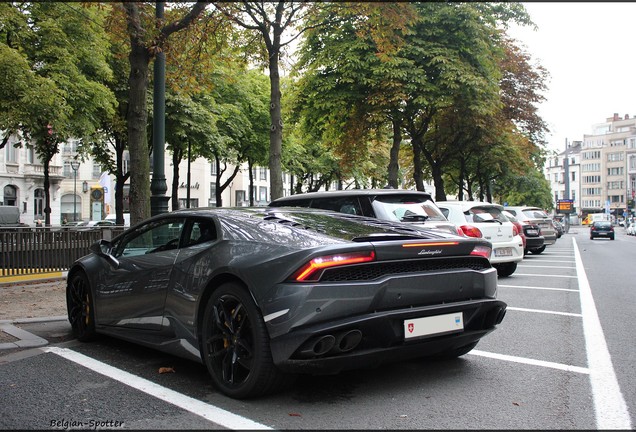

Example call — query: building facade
[544,140,581,224]
[544,113,636,223]
[1,132,295,226]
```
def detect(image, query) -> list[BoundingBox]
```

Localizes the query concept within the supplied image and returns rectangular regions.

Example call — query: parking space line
[517,265,576,269]
[572,239,632,429]
[498,284,578,293]
[512,273,577,278]
[44,347,272,430]
[506,306,582,317]
[469,350,590,375]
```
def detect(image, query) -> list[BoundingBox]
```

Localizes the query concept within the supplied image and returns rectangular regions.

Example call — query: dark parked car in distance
[66,207,506,399]
[502,210,544,255]
[269,189,460,235]
[590,220,614,240]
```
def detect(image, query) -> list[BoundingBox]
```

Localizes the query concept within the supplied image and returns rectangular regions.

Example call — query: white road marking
[44,347,272,430]
[512,273,578,278]
[506,306,581,317]
[469,350,590,375]
[498,284,579,293]
[572,238,632,429]
[517,265,576,269]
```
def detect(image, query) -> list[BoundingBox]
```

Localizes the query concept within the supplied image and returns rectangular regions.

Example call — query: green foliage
[493,169,554,210]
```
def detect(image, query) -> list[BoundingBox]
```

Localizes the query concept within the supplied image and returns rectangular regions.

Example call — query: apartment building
[545,113,636,223]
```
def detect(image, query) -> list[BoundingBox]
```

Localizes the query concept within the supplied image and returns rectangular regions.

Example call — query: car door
[94,217,186,331]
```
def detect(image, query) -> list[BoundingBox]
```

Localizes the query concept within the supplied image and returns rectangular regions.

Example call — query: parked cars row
[269,190,559,278]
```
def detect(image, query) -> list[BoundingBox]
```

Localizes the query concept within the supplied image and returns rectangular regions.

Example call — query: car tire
[494,262,517,277]
[590,236,594,240]
[66,271,97,342]
[201,282,292,399]
[530,245,546,254]
[610,235,615,240]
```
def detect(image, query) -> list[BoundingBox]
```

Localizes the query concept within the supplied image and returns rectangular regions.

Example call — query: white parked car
[436,201,524,277]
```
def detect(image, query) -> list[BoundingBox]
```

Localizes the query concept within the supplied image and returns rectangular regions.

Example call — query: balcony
[23,164,64,180]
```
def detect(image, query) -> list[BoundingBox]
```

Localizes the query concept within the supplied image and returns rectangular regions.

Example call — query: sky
[507,2,636,154]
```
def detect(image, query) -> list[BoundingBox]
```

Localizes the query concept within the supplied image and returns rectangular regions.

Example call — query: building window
[5,142,18,163]
[571,172,576,181]
[33,189,45,220]
[178,198,199,209]
[211,162,217,175]
[209,183,217,207]
[92,163,101,179]
[3,185,17,206]
[235,190,246,206]
[259,167,267,181]
[259,186,268,203]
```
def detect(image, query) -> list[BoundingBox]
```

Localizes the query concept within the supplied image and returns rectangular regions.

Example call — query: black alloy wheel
[201,282,290,399]
[66,272,96,341]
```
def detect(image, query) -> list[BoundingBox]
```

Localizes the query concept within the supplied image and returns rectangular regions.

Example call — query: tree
[0,2,115,225]
[216,2,415,200]
[120,1,210,225]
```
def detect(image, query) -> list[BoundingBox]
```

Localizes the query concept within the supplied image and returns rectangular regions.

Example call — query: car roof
[270,189,434,203]
[436,200,503,210]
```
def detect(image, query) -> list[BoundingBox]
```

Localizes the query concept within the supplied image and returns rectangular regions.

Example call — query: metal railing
[0,226,126,278]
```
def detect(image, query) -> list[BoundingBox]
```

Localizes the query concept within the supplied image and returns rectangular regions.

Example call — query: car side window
[312,197,362,215]
[187,219,217,246]
[112,218,185,258]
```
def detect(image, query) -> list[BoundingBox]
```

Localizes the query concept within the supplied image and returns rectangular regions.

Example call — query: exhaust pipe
[298,335,335,358]
[332,329,362,353]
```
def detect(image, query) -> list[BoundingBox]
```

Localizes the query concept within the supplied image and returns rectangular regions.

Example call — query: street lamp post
[70,160,80,221]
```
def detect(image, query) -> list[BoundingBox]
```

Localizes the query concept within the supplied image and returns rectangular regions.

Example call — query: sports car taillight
[459,225,482,238]
[470,245,492,259]
[292,251,376,282]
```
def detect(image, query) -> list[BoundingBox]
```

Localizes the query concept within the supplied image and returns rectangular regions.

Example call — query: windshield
[522,209,549,219]
[371,195,447,222]
[465,206,509,223]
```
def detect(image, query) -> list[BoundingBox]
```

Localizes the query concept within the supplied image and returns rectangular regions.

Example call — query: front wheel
[200,282,291,399]
[66,271,96,342]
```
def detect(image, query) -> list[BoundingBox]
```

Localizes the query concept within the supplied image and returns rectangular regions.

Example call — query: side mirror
[90,239,119,268]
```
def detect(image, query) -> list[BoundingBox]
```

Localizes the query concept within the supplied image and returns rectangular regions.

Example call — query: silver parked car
[503,206,558,253]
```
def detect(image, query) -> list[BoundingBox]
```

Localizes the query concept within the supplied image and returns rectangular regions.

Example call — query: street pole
[150,1,169,216]
[70,160,80,221]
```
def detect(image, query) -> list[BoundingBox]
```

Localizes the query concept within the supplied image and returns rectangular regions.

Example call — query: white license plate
[495,247,513,257]
[526,229,539,236]
[404,313,464,339]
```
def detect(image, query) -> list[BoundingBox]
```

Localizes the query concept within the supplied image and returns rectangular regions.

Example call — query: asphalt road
[1,226,634,430]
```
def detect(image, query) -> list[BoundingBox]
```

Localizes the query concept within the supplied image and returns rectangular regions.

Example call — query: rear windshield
[464,206,509,223]
[522,209,549,219]
[594,221,611,228]
[371,195,447,222]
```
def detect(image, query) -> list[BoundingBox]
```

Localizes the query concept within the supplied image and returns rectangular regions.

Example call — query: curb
[0,317,68,351]
[0,271,67,285]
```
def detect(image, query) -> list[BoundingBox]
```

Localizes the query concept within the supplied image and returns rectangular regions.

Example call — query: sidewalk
[0,273,68,351]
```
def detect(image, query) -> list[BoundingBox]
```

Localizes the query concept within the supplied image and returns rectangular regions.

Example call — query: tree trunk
[387,117,401,189]
[127,39,151,225]
[171,149,182,210]
[268,50,283,201]
[412,139,425,192]
[43,156,52,226]
[431,163,447,202]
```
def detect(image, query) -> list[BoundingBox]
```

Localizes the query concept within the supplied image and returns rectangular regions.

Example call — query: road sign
[556,199,574,214]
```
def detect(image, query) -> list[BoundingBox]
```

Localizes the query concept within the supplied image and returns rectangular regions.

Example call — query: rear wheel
[530,245,546,254]
[66,271,96,342]
[201,282,291,399]
[494,261,517,277]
